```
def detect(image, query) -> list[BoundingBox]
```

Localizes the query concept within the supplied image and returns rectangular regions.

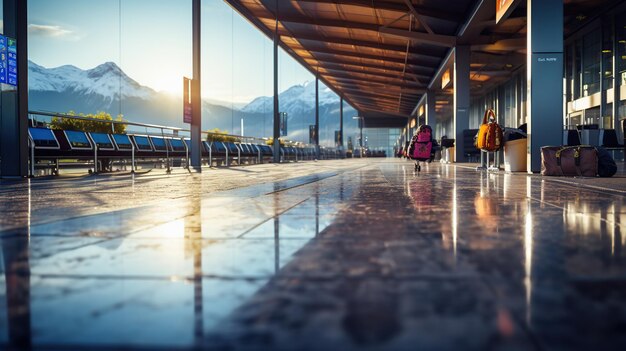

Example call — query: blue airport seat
[89,132,115,150]
[29,127,60,149]
[224,142,239,155]
[168,138,186,153]
[131,135,153,152]
[64,130,93,150]
[149,136,168,152]
[112,134,133,151]
[213,141,227,156]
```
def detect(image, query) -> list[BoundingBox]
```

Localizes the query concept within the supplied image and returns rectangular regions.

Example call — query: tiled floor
[1,159,626,350]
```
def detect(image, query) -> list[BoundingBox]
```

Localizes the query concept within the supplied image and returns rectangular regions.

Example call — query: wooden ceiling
[225,0,474,119]
[225,0,621,123]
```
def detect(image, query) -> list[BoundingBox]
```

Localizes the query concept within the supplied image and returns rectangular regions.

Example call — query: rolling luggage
[541,145,597,177]
[410,125,433,172]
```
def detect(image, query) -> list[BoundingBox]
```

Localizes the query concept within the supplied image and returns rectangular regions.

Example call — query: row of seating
[28,127,343,173]
[564,128,623,149]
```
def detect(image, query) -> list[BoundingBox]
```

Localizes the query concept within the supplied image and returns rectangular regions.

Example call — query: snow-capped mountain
[29,61,153,101]
[27,61,356,144]
[243,80,339,115]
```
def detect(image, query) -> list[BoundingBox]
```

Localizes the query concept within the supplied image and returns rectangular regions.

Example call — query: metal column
[613,14,622,140]
[315,77,320,159]
[339,97,344,150]
[425,91,436,135]
[1,0,28,178]
[527,0,563,173]
[272,8,280,163]
[454,45,470,163]
[600,17,607,127]
[190,0,202,171]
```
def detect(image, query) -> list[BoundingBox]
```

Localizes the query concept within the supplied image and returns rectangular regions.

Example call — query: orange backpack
[475,109,503,152]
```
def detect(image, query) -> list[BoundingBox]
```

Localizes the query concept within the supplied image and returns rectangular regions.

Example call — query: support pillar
[600,18,607,128]
[272,9,280,163]
[190,0,202,171]
[454,46,470,162]
[527,0,563,173]
[339,97,344,150]
[1,0,28,177]
[315,77,320,159]
[613,14,621,140]
[425,91,437,136]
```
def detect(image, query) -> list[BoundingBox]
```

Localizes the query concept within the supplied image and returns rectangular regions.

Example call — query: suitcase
[541,146,597,177]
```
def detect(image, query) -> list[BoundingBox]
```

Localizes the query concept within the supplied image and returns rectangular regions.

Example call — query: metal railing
[27,110,336,175]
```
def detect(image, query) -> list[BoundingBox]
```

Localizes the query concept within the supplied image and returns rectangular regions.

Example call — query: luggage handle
[482,109,496,125]
[555,146,584,177]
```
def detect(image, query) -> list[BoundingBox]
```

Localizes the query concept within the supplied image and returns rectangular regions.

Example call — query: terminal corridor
[1,159,625,350]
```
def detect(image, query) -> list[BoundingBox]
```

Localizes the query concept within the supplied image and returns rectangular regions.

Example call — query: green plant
[265,138,285,146]
[50,111,126,134]
[205,128,239,142]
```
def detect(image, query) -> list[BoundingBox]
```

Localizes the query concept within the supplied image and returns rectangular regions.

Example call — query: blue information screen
[0,34,17,86]
[7,37,17,86]
[0,35,6,84]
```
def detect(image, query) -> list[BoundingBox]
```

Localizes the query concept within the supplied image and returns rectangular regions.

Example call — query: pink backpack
[417,127,431,142]
[412,141,432,160]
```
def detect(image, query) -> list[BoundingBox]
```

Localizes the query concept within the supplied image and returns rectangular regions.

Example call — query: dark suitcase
[541,145,597,177]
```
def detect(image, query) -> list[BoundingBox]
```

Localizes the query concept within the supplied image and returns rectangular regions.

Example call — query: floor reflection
[2,160,626,350]
[1,182,32,350]
[0,170,347,349]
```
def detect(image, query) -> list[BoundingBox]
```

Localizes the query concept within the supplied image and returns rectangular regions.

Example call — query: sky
[25,0,318,104]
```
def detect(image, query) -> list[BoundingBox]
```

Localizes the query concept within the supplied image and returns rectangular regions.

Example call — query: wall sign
[183,77,192,123]
[0,35,17,86]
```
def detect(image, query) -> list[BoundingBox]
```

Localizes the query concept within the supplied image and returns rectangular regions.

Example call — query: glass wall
[278,48,315,144]
[582,29,601,97]
[28,0,192,129]
[617,12,626,127]
[435,91,454,139]
[469,70,526,131]
[202,0,272,137]
[342,103,359,152]
[565,15,621,130]
[364,128,400,157]
[27,0,279,138]
[318,81,340,147]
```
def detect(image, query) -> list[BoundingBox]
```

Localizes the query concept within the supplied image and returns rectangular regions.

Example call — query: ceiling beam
[324,74,425,90]
[337,89,422,101]
[471,37,526,52]
[378,27,457,47]
[293,0,463,22]
[351,97,416,107]
[303,56,435,76]
[356,103,411,112]
[300,46,440,65]
[269,12,456,48]
[331,81,424,94]
[343,98,417,108]
[260,12,381,32]
[278,29,411,53]
[339,88,419,101]
[358,104,413,115]
[403,0,434,34]
[472,51,525,66]
[319,66,426,85]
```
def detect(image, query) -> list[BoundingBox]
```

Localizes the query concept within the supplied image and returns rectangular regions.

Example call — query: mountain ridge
[27,60,356,144]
